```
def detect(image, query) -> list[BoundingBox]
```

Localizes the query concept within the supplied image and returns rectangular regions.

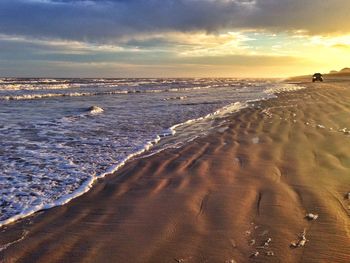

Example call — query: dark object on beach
[312,73,323,82]
[345,192,350,200]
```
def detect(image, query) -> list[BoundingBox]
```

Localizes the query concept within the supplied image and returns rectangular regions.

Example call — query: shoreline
[0,82,301,229]
[1,80,350,262]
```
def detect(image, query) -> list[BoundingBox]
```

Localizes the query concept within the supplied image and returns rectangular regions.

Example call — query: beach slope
[1,80,350,263]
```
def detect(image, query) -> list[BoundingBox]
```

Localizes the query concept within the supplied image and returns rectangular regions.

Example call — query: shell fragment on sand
[261,109,273,118]
[264,237,272,246]
[256,237,273,250]
[174,259,184,263]
[291,229,308,248]
[339,128,350,135]
[266,251,274,256]
[305,213,319,220]
[252,137,259,144]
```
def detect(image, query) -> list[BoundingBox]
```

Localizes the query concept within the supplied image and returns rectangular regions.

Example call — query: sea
[0,78,303,226]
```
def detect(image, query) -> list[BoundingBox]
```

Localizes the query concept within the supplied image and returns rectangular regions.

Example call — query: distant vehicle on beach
[312,73,323,82]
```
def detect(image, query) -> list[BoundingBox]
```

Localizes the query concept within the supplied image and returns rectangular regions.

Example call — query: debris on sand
[263,238,272,247]
[266,251,275,256]
[255,237,272,249]
[250,251,259,258]
[291,229,308,248]
[345,192,350,200]
[305,213,319,220]
[249,239,256,246]
[261,109,273,118]
[174,257,192,263]
[339,128,350,135]
[230,239,237,249]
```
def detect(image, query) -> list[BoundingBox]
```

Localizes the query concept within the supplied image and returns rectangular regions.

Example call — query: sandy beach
[1,79,350,263]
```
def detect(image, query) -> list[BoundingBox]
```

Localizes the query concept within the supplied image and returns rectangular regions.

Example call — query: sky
[0,0,349,78]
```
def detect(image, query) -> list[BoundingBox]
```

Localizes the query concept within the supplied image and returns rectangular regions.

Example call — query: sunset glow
[0,0,349,77]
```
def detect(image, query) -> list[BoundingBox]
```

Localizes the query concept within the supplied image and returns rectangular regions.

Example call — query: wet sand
[1,80,350,263]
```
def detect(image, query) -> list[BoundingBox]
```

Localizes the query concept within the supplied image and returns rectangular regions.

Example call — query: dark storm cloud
[0,0,349,42]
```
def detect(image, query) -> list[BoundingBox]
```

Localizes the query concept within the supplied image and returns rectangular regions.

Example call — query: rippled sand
[1,80,350,262]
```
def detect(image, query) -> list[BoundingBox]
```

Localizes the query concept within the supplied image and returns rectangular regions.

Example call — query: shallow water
[0,78,302,225]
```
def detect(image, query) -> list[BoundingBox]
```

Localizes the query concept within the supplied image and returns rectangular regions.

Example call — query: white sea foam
[0,230,29,252]
[0,134,161,228]
[0,83,71,91]
[0,86,215,101]
[88,106,104,114]
[0,90,128,100]
[264,83,305,95]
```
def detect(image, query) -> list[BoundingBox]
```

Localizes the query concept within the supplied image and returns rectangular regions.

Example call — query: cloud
[0,0,349,43]
[0,31,299,65]
[1,1,349,78]
[0,30,305,78]
[332,44,349,49]
[0,55,304,78]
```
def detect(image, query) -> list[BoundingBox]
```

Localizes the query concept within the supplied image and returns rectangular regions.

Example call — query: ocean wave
[0,86,214,101]
[0,90,126,100]
[0,78,212,92]
[0,83,71,91]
